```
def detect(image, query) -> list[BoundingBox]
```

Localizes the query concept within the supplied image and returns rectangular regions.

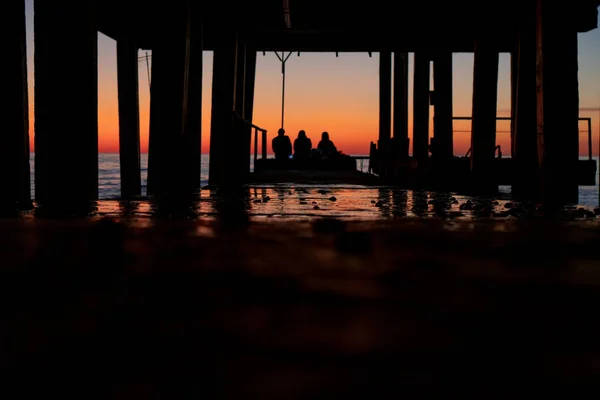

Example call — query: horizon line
[26,152,600,157]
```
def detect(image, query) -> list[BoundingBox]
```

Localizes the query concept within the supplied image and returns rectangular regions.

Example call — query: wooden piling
[34,0,98,207]
[470,38,499,193]
[209,30,238,187]
[393,52,409,159]
[412,52,430,163]
[147,4,201,196]
[378,51,392,152]
[244,47,257,177]
[535,0,580,205]
[512,2,539,200]
[510,51,517,159]
[432,51,453,162]
[234,40,247,183]
[117,40,141,199]
[184,6,203,193]
[1,0,31,209]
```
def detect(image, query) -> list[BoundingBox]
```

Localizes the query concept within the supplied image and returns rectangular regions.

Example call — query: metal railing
[253,127,268,164]
[233,112,268,164]
[463,145,503,159]
[352,156,370,173]
[453,116,594,161]
[581,118,593,160]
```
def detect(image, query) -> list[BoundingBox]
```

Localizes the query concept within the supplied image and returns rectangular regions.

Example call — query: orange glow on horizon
[26,108,600,157]
[24,40,599,158]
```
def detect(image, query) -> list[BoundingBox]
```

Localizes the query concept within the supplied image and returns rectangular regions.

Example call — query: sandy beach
[2,214,600,395]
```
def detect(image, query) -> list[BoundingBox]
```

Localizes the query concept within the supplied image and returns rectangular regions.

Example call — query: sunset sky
[24,1,599,156]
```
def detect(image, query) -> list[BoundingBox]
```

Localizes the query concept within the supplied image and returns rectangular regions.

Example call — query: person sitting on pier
[293,130,312,161]
[272,128,292,161]
[317,131,338,158]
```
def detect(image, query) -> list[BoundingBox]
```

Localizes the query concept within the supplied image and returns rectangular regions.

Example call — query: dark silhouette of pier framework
[1,0,599,210]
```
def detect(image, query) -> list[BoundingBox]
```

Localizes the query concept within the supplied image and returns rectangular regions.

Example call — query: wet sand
[1,213,600,395]
[13,184,600,223]
[249,169,381,185]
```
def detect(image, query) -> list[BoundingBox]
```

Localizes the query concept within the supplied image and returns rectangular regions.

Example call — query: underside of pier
[3,0,599,210]
[97,0,600,52]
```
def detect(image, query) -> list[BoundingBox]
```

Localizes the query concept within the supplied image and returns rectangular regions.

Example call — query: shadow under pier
[1,218,600,395]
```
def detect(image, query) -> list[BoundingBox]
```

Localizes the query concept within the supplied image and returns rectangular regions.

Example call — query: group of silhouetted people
[272,129,339,161]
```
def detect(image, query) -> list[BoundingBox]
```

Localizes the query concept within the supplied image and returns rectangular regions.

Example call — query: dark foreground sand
[1,217,600,396]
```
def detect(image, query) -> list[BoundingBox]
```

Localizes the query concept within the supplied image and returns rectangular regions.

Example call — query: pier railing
[353,156,370,173]
[233,112,268,164]
[453,116,594,161]
[581,118,594,160]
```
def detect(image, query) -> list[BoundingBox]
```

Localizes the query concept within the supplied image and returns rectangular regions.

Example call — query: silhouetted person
[317,131,338,158]
[272,128,292,161]
[293,130,312,161]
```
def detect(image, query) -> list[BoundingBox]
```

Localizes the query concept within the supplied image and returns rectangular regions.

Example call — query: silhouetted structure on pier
[1,0,599,210]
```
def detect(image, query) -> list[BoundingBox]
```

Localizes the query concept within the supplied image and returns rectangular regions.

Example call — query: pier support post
[393,52,409,159]
[235,43,246,119]
[243,46,257,176]
[232,38,249,184]
[432,51,453,163]
[1,0,31,210]
[209,30,238,187]
[510,51,517,159]
[512,3,539,200]
[117,40,141,199]
[148,5,202,196]
[186,10,203,193]
[413,52,431,163]
[34,0,98,208]
[470,38,499,193]
[535,0,580,206]
[379,51,392,155]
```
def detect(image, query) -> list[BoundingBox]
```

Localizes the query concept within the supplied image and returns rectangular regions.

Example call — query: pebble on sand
[459,201,473,211]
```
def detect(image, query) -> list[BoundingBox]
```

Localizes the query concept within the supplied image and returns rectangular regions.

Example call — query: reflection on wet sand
[3,189,600,393]
[18,184,600,225]
[410,190,429,218]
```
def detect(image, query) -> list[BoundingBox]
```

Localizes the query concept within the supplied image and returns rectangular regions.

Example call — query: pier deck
[248,156,596,189]
[250,169,381,185]
[97,0,600,51]
[371,157,598,188]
